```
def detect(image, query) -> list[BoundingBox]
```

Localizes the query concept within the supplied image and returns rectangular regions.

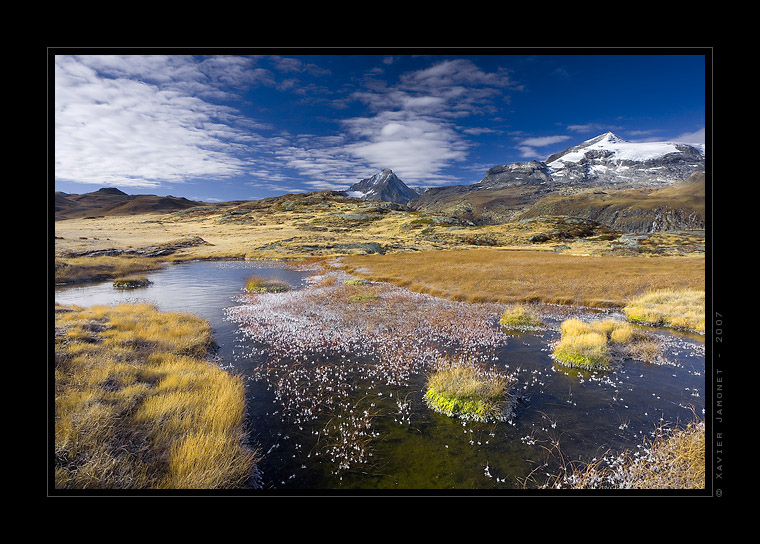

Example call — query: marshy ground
[224,264,705,488]
[52,204,708,491]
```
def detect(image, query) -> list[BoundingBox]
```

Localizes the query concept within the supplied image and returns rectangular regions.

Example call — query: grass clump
[499,304,544,331]
[348,293,380,303]
[552,318,659,371]
[113,275,152,289]
[245,276,290,293]
[344,278,371,286]
[552,419,705,489]
[623,288,705,334]
[54,303,258,489]
[424,364,512,423]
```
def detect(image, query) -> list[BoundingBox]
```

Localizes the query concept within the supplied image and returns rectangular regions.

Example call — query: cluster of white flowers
[225,268,513,474]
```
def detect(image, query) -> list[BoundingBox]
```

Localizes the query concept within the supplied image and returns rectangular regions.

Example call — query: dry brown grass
[54,191,706,286]
[54,303,258,489]
[55,256,166,285]
[623,288,705,334]
[552,318,660,370]
[552,419,705,489]
[338,249,705,308]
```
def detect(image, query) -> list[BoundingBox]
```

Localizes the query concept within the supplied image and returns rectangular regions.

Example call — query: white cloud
[341,111,469,183]
[54,55,258,188]
[517,146,541,159]
[514,135,571,160]
[328,59,518,184]
[519,135,571,147]
[53,55,524,195]
[675,127,706,145]
[566,123,604,133]
[273,142,366,190]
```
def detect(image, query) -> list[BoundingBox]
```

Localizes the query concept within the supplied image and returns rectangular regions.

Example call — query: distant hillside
[516,172,705,232]
[410,132,705,231]
[55,187,202,220]
[409,184,549,225]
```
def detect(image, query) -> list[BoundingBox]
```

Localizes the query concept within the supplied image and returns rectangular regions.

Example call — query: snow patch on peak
[549,133,682,166]
[347,168,417,204]
[583,131,626,146]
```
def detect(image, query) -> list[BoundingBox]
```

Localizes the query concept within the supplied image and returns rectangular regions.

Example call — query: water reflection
[53,260,706,491]
[54,260,311,362]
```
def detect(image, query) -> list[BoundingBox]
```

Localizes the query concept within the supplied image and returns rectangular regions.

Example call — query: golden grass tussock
[245,276,290,293]
[555,419,705,489]
[499,303,545,330]
[424,363,512,422]
[54,303,257,489]
[553,318,659,371]
[623,288,705,334]
[338,249,704,308]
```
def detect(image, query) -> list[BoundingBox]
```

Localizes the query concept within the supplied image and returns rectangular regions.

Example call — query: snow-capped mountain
[470,132,705,192]
[410,132,706,228]
[545,132,705,186]
[346,169,419,204]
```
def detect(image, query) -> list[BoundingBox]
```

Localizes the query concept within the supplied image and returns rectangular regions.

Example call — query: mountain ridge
[55,187,201,220]
[54,133,706,233]
[409,132,705,230]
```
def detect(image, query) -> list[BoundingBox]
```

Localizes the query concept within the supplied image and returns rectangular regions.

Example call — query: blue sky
[53,51,707,202]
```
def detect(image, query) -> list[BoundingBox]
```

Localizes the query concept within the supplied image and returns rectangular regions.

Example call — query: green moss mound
[113,276,152,289]
[245,276,290,293]
[424,365,512,423]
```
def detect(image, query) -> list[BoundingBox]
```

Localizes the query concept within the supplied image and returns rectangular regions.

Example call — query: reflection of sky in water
[54,261,311,358]
[53,261,706,490]
[55,260,309,320]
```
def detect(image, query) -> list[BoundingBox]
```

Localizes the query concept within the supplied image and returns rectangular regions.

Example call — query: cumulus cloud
[340,111,469,184]
[333,58,519,184]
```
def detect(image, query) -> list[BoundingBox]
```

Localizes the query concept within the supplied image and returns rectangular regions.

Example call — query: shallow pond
[54,260,706,492]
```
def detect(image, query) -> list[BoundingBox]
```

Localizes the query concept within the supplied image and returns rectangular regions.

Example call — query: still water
[54,260,706,492]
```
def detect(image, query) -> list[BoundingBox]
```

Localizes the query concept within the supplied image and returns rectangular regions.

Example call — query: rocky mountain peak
[346,169,418,204]
[586,131,625,145]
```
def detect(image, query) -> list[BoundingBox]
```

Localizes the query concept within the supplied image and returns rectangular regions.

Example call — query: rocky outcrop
[59,236,209,258]
[517,173,705,233]
[476,160,554,188]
